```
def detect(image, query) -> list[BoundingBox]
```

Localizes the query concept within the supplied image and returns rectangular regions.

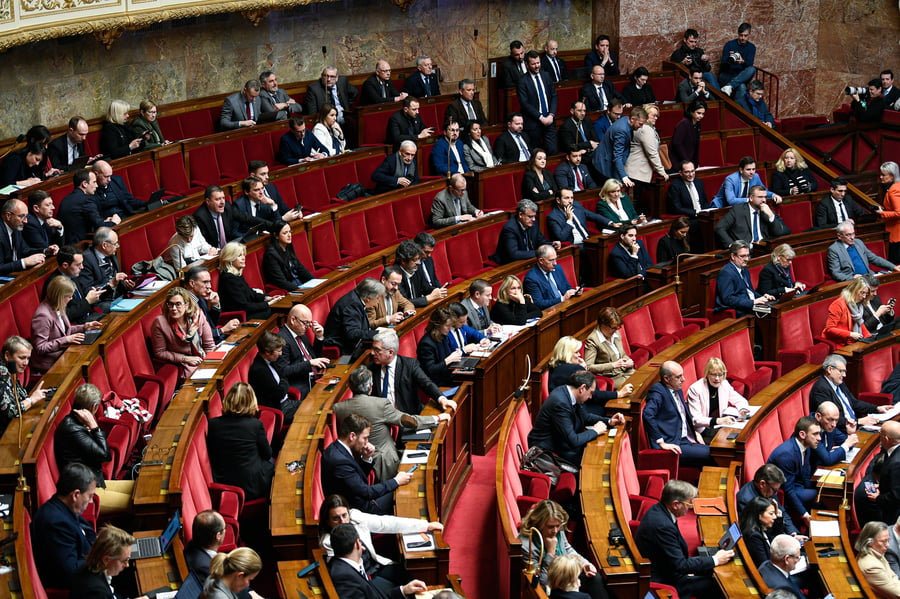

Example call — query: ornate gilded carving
[93,26,123,48]
[241,7,268,25]
[387,0,416,11]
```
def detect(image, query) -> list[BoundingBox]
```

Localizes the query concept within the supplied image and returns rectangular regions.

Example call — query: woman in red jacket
[822,277,871,345]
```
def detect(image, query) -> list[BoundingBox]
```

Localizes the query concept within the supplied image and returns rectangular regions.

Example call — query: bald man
[813,400,858,466]
[276,303,330,397]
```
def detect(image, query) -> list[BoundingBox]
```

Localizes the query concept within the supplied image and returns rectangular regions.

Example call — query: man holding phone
[367,266,415,328]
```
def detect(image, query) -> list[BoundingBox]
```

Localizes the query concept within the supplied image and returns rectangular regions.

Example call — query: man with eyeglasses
[0,198,49,274]
[183,266,241,345]
[492,199,558,265]
[737,464,801,538]
[667,161,709,217]
[372,140,420,195]
[431,120,469,177]
[827,220,900,281]
[430,174,481,228]
[276,303,328,397]
[258,70,302,121]
[59,169,121,245]
[76,227,134,305]
[643,361,715,469]
[759,535,805,598]
[714,240,775,317]
[393,239,445,308]
[636,479,733,599]
[810,354,887,433]
[361,60,407,105]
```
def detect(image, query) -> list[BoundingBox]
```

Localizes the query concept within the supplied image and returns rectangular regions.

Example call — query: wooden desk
[133,530,180,594]
[807,508,873,599]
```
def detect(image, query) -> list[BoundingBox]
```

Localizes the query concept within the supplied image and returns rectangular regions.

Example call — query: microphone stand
[8,361,30,492]
[522,526,545,588]
[673,252,709,288]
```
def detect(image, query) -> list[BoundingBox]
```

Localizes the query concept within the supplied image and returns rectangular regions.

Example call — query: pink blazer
[30,301,85,374]
[150,314,214,379]
[686,377,750,433]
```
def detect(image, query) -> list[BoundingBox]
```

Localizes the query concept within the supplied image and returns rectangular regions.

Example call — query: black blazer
[540,53,569,82]
[77,249,126,302]
[367,355,443,416]
[329,554,405,599]
[395,265,435,309]
[275,326,322,397]
[416,333,454,387]
[558,117,599,154]
[527,384,603,464]
[207,413,274,501]
[521,169,560,202]
[580,81,622,112]
[360,74,398,105]
[323,290,376,354]
[402,71,440,98]
[756,262,795,297]
[0,226,40,275]
[262,241,313,292]
[444,97,487,127]
[219,271,271,320]
[58,189,117,245]
[385,110,428,150]
[714,204,791,249]
[0,150,43,186]
[23,213,63,251]
[743,528,771,566]
[864,296,895,332]
[45,270,96,324]
[635,502,715,592]
[94,175,141,218]
[493,130,532,165]
[47,134,85,170]
[68,568,122,599]
[549,362,617,404]
[656,234,690,265]
[54,413,111,486]
[31,495,96,589]
[492,216,552,265]
[248,354,289,411]
[814,196,868,229]
[499,56,525,89]
[665,177,708,217]
[490,298,542,325]
[303,78,358,116]
[809,375,878,432]
[99,122,140,160]
[321,439,399,514]
[193,203,241,249]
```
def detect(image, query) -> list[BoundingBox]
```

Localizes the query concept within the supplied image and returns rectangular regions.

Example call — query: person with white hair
[877,161,900,263]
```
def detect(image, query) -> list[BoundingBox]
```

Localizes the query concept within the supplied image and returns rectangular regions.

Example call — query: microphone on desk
[7,360,29,493]
[513,355,532,399]
[522,526,545,588]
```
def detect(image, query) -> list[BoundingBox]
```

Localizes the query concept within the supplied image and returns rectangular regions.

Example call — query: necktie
[515,135,530,160]
[846,244,869,275]
[837,201,847,222]
[571,213,589,240]
[216,214,227,247]
[577,121,586,142]
[454,197,461,216]
[10,232,17,261]
[545,270,562,300]
[73,281,82,301]
[835,385,856,420]
[466,101,476,121]
[454,330,465,351]
[245,101,252,120]
[534,74,548,115]
[100,258,114,282]
[519,61,526,74]
[674,389,699,443]
[574,167,584,191]
[741,180,749,198]
[385,294,393,316]
[550,57,561,82]
[402,163,409,178]
[330,87,344,123]
[596,86,606,111]
[478,307,487,329]
[381,366,390,398]
[381,81,388,99]
[70,140,79,163]
[295,334,312,360]
[422,73,430,97]
[687,181,700,212]
[752,210,761,242]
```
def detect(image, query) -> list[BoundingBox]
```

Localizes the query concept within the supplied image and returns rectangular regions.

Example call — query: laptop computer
[79,330,102,345]
[450,357,480,370]
[175,572,203,599]
[130,510,181,560]
[860,321,897,344]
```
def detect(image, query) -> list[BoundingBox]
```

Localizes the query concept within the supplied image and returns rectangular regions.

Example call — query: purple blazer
[30,301,86,374]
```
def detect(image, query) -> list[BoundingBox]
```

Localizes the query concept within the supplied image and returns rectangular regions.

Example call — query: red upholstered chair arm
[594,375,614,392]
[812,334,837,350]
[682,317,709,328]
[638,449,679,478]
[208,483,244,517]
[518,470,552,499]
[753,360,783,379]
[860,392,894,407]
[552,472,577,505]
[776,349,810,374]
[636,469,670,499]
[322,346,341,361]
[516,495,544,517]
[707,308,736,324]
[219,311,246,325]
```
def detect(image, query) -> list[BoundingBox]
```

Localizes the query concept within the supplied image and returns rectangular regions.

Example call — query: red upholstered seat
[324,162,360,199]
[310,222,342,272]
[393,195,426,238]
[119,227,152,273]
[777,307,833,373]
[650,77,676,102]
[12,285,42,340]
[158,152,195,196]
[699,137,725,168]
[104,336,165,420]
[648,292,706,340]
[338,212,371,260]
[215,140,248,183]
[622,306,676,364]
[121,160,160,202]
[365,206,400,249]
[446,233,489,281]
[188,144,228,188]
[292,169,332,212]
[724,133,755,166]
[480,172,518,211]
[718,328,780,398]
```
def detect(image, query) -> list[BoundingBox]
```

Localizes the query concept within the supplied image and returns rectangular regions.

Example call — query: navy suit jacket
[665,177,708,217]
[517,70,558,126]
[558,117,600,154]
[492,217,551,265]
[416,333,455,387]
[329,557,405,599]
[23,213,63,250]
[402,71,440,98]
[635,502,715,588]
[58,189,116,245]
[31,496,96,589]
[195,295,224,344]
[767,437,816,517]
[231,195,287,235]
[277,130,321,165]
[367,355,442,416]
[523,264,573,309]
[546,203,608,244]
[879,447,900,525]
[371,153,419,195]
[580,81,622,112]
[77,249,125,301]
[643,382,696,447]
[527,385,603,463]
[593,115,632,180]
[94,175,141,218]
[193,203,241,249]
[324,290,376,354]
[554,162,597,192]
[493,130,533,164]
[608,241,652,279]
[0,225,41,275]
[431,137,470,176]
[321,440,399,514]
[758,561,803,597]
[809,375,877,432]
[275,326,322,397]
[715,262,758,316]
[736,481,798,536]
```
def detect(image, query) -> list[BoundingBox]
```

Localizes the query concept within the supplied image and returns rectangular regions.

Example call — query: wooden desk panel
[133,529,180,594]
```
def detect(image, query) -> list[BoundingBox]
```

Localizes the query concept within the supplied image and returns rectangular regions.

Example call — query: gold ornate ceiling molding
[0,0,341,52]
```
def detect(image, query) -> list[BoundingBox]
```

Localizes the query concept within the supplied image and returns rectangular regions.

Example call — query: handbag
[517,444,579,487]
[659,142,673,171]
[131,255,178,281]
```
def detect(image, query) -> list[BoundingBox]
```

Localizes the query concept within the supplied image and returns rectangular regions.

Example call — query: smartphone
[607,556,620,566]
[865,481,877,494]
[890,297,896,306]
[726,432,739,440]
[296,561,320,578]
[407,464,419,473]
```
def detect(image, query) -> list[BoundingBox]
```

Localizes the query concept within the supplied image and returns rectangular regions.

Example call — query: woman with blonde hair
[686,357,750,443]
[203,547,264,599]
[855,520,900,598]
[584,307,635,389]
[547,555,591,599]
[69,524,149,599]
[0,336,45,437]
[164,214,216,269]
[151,287,214,381]
[128,100,169,150]
[595,179,645,227]
[100,99,144,159]
[770,148,817,196]
[219,241,279,319]
[625,103,669,208]
[31,276,102,375]
[822,276,871,345]
[548,336,632,415]
[757,243,806,298]
[491,275,542,325]
[877,161,900,264]
[519,500,606,599]
[207,382,274,501]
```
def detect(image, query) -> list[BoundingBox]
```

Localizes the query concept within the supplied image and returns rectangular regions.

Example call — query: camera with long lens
[728,51,741,64]
[845,85,869,98]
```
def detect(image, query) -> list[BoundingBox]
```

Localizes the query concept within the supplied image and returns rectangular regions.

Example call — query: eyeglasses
[297,319,313,327]
[372,346,395,354]
[166,301,185,308]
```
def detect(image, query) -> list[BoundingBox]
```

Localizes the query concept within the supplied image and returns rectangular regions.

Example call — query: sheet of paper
[403,532,435,552]
[809,519,841,537]
[190,368,217,381]
[400,449,430,464]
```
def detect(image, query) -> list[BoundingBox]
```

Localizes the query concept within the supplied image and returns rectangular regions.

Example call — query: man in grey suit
[258,71,302,121]
[827,220,899,281]
[220,80,263,130]
[333,367,449,482]
[462,279,502,336]
[430,174,482,228]
[676,67,713,103]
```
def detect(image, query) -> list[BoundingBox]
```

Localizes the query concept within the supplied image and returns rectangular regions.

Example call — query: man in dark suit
[361,60,408,105]
[385,97,434,150]
[23,190,64,252]
[183,510,227,580]
[593,98,624,140]
[248,160,291,209]
[767,416,822,523]
[608,225,653,281]
[813,401,858,466]
[183,266,240,344]
[249,332,299,423]
[258,70,302,121]
[0,198,48,275]
[714,240,775,317]
[540,40,568,82]
[58,169,121,245]
[643,360,715,468]
[77,227,134,304]
[715,186,791,248]
[676,67,713,103]
[523,244,580,309]
[304,66,358,125]
[193,185,241,249]
[91,160,143,218]
[232,176,300,236]
[759,535,805,598]
[444,79,486,127]
[558,102,600,162]
[402,55,440,98]
[371,141,419,195]
[45,246,104,324]
[528,370,624,463]
[220,80,263,130]
[736,464,799,537]
[276,303,328,397]
[393,240,445,308]
[635,480,732,599]
[580,65,623,112]
[878,421,900,525]
[329,523,426,598]
[321,413,414,514]
[518,51,558,154]
[814,177,868,229]
[499,40,527,89]
[276,117,326,165]
[492,199,559,265]
[593,107,647,184]
[493,113,532,164]
[47,116,93,171]
[809,354,886,432]
[584,35,620,75]
[554,149,597,192]
[413,232,440,286]
[31,463,98,590]
[367,329,456,415]
[882,70,900,109]
[666,161,709,217]
[324,278,385,355]
[546,188,611,245]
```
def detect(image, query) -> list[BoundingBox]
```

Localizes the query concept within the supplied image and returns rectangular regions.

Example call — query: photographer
[849,79,884,123]
[718,22,757,97]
